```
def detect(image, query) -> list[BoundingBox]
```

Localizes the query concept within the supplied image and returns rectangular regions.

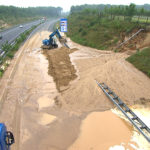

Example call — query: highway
[0,20,41,50]
[0,18,59,58]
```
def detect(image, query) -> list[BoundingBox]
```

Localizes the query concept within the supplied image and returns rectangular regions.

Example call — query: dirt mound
[56,39,150,113]
[43,47,77,92]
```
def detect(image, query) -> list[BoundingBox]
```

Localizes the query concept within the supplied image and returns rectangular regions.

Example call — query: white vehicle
[19,25,23,28]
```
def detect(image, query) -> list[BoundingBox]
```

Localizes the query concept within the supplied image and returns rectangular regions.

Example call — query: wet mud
[43,47,77,92]
[0,31,150,150]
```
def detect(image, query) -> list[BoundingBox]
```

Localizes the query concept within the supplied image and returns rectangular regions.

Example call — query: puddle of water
[37,96,54,110]
[68,111,132,150]
[112,106,150,150]
[38,113,57,126]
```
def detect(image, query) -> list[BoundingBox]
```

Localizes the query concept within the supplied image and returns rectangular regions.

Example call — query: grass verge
[126,48,150,77]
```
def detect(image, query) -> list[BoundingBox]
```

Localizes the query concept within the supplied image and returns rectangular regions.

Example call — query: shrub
[0,71,3,77]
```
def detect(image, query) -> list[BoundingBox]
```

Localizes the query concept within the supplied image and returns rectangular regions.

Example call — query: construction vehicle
[41,29,67,49]
[0,123,14,150]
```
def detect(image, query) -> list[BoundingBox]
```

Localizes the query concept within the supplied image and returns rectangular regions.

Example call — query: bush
[0,71,3,77]
[127,47,150,77]
[2,42,12,52]
[7,52,14,59]
[0,69,3,77]
[81,30,87,36]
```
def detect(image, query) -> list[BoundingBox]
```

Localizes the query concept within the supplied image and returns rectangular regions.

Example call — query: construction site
[0,23,150,150]
[0,3,150,150]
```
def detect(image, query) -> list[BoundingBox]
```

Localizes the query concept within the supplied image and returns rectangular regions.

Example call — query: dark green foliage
[67,11,140,50]
[0,69,3,77]
[70,4,150,17]
[126,48,150,77]
[7,52,14,59]
[2,42,12,52]
[0,6,62,27]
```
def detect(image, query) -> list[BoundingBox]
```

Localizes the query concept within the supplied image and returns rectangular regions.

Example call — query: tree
[126,3,136,17]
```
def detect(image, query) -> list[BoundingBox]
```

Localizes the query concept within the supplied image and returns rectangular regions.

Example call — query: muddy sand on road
[43,47,77,92]
[55,39,150,113]
[0,31,150,150]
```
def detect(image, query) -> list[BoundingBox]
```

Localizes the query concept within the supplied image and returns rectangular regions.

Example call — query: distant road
[0,18,60,50]
[0,20,41,49]
[0,18,59,60]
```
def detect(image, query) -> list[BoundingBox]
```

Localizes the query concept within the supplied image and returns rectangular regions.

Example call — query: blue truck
[0,123,14,150]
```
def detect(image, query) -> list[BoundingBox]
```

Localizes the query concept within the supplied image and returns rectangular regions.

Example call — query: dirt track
[0,31,150,150]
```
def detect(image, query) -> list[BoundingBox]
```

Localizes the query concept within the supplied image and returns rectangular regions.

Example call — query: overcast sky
[0,0,149,12]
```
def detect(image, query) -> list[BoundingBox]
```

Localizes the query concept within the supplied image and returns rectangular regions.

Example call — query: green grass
[0,69,3,77]
[126,48,150,77]
[67,13,143,50]
[132,16,150,23]
[114,16,150,23]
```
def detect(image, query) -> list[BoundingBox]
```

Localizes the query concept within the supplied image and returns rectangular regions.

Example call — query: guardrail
[0,23,41,65]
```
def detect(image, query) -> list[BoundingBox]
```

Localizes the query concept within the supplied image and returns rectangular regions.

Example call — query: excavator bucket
[59,38,69,48]
[59,38,67,43]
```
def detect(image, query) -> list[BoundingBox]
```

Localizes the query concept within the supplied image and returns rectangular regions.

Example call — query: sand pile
[43,47,77,92]
[55,40,150,113]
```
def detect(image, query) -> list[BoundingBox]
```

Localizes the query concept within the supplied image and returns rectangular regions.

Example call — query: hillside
[67,3,150,51]
[0,6,62,29]
[127,47,150,77]
[67,5,150,78]
[71,4,150,14]
[67,11,143,50]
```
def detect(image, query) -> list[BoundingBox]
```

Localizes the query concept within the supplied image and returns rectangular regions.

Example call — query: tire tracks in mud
[0,33,38,150]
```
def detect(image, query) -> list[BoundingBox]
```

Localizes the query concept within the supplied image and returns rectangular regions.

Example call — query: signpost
[60,18,67,32]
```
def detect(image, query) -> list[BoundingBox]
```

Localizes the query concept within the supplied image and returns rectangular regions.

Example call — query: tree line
[0,6,62,25]
[71,4,150,17]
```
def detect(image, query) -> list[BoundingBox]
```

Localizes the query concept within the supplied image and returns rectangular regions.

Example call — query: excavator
[41,29,69,49]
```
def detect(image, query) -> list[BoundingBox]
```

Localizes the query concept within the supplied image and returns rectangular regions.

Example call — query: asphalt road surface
[0,20,41,49]
[0,18,59,58]
[31,18,59,35]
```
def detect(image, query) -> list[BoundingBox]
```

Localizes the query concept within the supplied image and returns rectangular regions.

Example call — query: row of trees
[0,6,62,23]
[104,4,150,17]
[71,4,150,17]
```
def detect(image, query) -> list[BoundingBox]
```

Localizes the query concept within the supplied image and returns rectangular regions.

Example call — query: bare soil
[0,30,150,150]
[117,29,147,51]
[43,47,77,92]
[55,39,150,113]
